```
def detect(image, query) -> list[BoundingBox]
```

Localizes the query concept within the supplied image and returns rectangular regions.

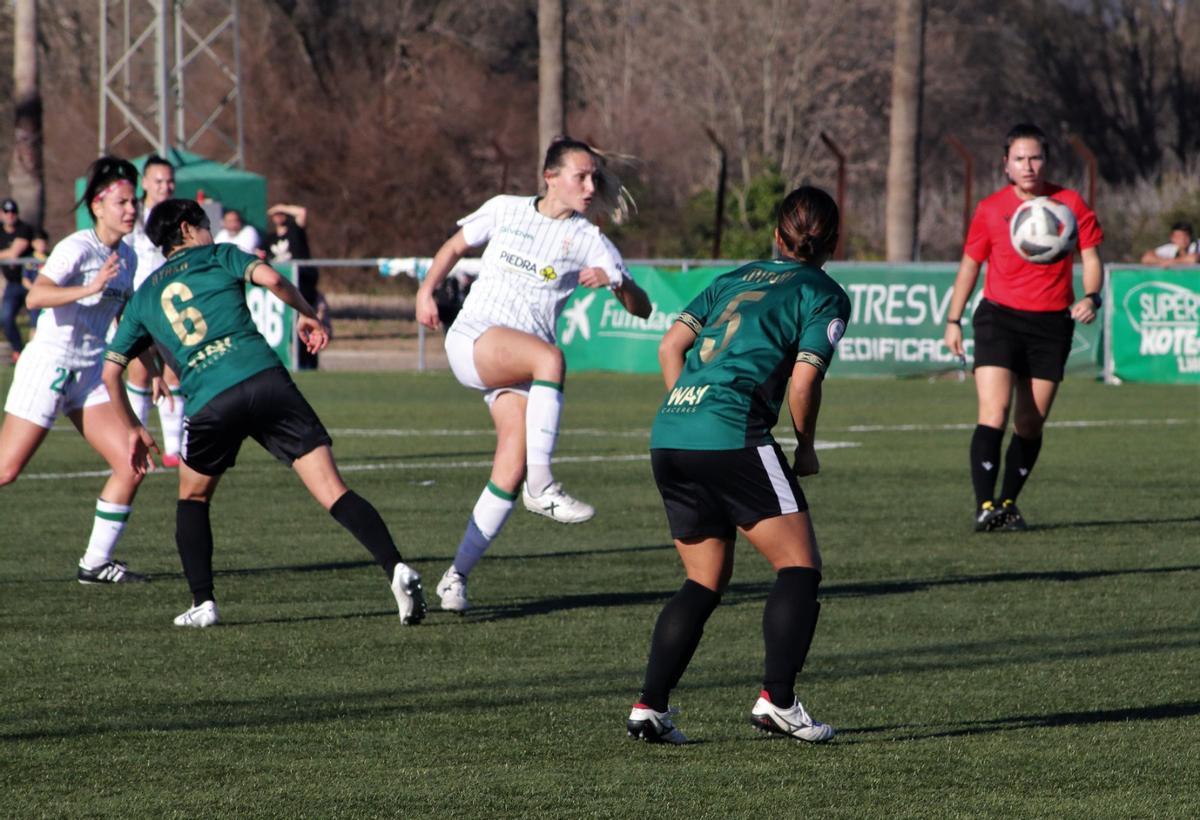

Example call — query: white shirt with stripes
[32,229,137,370]
[454,195,629,343]
[124,204,166,289]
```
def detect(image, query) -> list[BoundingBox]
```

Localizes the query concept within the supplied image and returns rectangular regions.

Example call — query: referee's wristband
[946,317,962,326]
[1085,292,1103,309]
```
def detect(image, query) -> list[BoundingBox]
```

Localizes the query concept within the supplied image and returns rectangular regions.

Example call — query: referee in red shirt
[944,123,1104,531]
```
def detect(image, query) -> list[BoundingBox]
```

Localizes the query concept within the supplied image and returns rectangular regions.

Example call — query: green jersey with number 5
[650,259,851,451]
[106,243,282,413]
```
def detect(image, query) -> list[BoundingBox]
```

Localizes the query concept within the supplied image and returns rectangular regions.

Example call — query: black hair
[146,198,209,254]
[1004,123,1049,159]
[224,208,243,220]
[776,186,839,263]
[143,153,174,174]
[1170,221,1194,235]
[33,228,49,242]
[75,156,139,223]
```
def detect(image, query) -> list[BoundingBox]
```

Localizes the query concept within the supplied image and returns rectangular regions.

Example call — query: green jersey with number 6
[650,259,851,451]
[106,243,282,413]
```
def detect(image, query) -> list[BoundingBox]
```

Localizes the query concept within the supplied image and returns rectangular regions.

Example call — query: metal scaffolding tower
[98,0,245,167]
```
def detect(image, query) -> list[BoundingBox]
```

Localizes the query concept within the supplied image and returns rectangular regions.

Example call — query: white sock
[158,389,185,456]
[451,482,515,576]
[525,380,563,495]
[81,499,131,568]
[126,384,153,426]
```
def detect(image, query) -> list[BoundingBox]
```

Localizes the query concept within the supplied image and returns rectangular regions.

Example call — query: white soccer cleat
[522,481,595,524]
[391,562,427,625]
[626,704,688,745]
[750,691,835,742]
[435,567,469,613]
[173,600,220,628]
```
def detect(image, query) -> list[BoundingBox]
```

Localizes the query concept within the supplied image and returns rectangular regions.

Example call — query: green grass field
[1,370,1197,818]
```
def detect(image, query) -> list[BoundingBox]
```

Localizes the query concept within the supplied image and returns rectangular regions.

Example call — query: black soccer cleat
[1000,501,1028,531]
[974,502,1006,532]
[77,560,148,584]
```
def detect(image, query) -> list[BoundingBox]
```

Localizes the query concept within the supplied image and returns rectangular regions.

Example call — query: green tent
[74,149,267,234]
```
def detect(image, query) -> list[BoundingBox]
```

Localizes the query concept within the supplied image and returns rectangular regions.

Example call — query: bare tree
[538,0,565,179]
[885,0,925,261]
[9,0,43,229]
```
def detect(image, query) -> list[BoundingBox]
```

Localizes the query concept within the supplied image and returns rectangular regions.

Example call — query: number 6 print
[161,282,208,345]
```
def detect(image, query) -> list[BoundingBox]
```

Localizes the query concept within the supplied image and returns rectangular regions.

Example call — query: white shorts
[3,344,110,429]
[445,315,531,407]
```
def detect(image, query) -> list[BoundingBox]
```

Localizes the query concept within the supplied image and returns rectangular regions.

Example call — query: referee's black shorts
[181,366,332,476]
[651,443,809,541]
[972,298,1074,382]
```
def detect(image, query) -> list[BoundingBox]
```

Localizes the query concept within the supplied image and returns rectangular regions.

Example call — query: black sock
[176,500,215,606]
[762,567,822,707]
[970,424,1005,508]
[639,580,722,712]
[329,490,402,578]
[999,434,1042,504]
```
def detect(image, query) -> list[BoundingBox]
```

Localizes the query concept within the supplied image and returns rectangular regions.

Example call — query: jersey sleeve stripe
[796,350,829,373]
[677,312,704,335]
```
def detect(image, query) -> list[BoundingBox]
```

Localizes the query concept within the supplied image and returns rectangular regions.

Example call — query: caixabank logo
[1122,280,1200,374]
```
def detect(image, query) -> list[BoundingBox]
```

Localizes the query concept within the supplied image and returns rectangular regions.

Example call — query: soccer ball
[1009,196,1078,263]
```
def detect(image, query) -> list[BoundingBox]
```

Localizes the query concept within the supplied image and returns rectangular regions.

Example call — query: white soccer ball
[1009,196,1078,264]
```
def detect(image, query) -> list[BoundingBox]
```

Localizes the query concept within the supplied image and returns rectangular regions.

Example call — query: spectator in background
[214,208,263,256]
[1,198,34,363]
[1140,221,1199,267]
[266,203,321,370]
[22,229,49,334]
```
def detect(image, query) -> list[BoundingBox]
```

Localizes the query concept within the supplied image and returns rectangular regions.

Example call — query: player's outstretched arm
[789,362,823,477]
[250,264,329,353]
[415,229,472,330]
[658,321,697,390]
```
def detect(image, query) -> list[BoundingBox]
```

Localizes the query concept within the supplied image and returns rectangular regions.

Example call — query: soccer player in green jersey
[101,199,426,628]
[627,186,850,745]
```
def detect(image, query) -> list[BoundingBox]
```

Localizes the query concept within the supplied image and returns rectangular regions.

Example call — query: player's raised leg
[291,444,426,625]
[472,326,593,524]
[436,391,524,613]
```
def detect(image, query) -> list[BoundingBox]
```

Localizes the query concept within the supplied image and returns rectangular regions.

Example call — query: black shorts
[972,299,1074,382]
[181,367,332,476]
[651,444,809,541]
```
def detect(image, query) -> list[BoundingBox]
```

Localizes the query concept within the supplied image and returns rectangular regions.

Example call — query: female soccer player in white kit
[0,156,163,583]
[415,137,652,613]
[123,154,186,466]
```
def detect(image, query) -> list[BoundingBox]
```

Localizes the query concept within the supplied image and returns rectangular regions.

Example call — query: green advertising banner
[246,261,297,370]
[558,263,1102,378]
[1105,267,1200,384]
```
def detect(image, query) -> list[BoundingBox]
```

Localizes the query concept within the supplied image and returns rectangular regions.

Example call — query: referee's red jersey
[964,183,1103,312]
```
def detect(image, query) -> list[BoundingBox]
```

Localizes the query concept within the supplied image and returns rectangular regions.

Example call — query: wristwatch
[1086,292,1103,309]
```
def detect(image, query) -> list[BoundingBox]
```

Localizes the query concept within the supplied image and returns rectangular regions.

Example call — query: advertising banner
[1105,267,1200,384]
[558,263,1102,378]
[246,261,297,370]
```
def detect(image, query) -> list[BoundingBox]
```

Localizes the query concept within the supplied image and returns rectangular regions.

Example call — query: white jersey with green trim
[453,195,628,343]
[31,229,136,370]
